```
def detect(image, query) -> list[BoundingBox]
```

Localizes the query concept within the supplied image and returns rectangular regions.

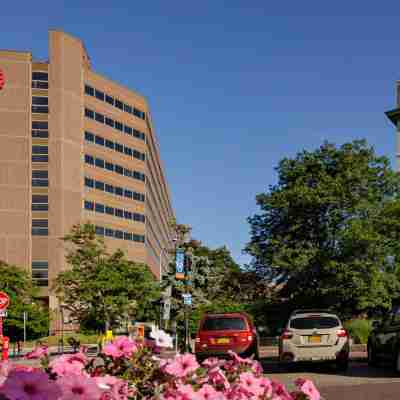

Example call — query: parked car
[194,312,259,362]
[279,309,350,371]
[367,305,400,374]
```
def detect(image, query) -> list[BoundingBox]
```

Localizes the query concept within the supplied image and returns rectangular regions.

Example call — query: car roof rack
[290,309,333,316]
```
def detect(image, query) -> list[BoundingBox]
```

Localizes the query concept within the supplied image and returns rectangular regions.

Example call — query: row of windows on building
[32,195,48,211]
[32,145,48,163]
[85,84,146,121]
[84,154,146,182]
[85,108,145,142]
[84,200,145,223]
[84,131,145,162]
[32,96,48,114]
[94,225,145,243]
[32,170,48,187]
[32,260,48,286]
[85,176,145,202]
[32,121,49,138]
[32,219,48,236]
[32,71,48,90]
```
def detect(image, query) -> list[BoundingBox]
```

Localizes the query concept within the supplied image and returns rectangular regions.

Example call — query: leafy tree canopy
[0,261,49,340]
[54,223,160,332]
[246,140,400,318]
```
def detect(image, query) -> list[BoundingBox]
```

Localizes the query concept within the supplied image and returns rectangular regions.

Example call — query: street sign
[182,293,192,306]
[0,311,7,318]
[175,249,185,280]
[163,299,171,320]
[0,292,10,311]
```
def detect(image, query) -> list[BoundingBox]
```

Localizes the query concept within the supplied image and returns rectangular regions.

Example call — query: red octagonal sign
[0,69,4,90]
[0,292,10,311]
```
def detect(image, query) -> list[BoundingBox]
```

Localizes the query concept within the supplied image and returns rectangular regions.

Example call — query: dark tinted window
[84,201,94,211]
[95,181,105,190]
[32,170,48,179]
[32,146,48,154]
[32,81,48,89]
[105,184,114,193]
[95,203,105,213]
[85,108,94,119]
[95,135,105,146]
[105,162,114,171]
[115,230,123,239]
[115,121,123,131]
[115,99,123,110]
[105,206,114,215]
[106,95,114,105]
[32,195,48,203]
[105,117,115,127]
[32,204,48,211]
[95,158,104,168]
[95,226,105,236]
[105,228,114,237]
[202,317,247,331]
[290,317,340,330]
[115,143,123,153]
[32,179,48,187]
[85,85,94,96]
[32,96,48,105]
[32,219,48,228]
[32,72,48,81]
[32,130,48,138]
[85,177,94,188]
[95,89,105,101]
[124,104,132,113]
[105,139,114,149]
[95,112,105,123]
[124,126,132,135]
[85,154,94,165]
[32,121,48,130]
[115,209,124,218]
[115,165,123,175]
[32,155,48,162]
[85,131,94,142]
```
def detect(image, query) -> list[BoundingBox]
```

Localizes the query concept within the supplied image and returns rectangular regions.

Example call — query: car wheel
[367,344,378,367]
[336,359,349,372]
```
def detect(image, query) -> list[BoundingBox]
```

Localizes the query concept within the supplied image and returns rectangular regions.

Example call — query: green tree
[54,223,160,332]
[246,140,400,318]
[0,261,49,340]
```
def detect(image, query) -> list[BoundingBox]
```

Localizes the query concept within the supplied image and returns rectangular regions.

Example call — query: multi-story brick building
[0,30,175,314]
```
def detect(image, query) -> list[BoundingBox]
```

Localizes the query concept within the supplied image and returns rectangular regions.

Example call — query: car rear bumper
[195,344,255,360]
[280,342,349,363]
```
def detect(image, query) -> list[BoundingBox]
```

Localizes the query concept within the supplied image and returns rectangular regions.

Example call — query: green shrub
[344,319,372,344]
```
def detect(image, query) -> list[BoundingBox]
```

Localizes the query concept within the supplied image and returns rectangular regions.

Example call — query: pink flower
[49,353,87,377]
[271,380,293,400]
[176,384,196,400]
[295,378,320,400]
[102,337,138,359]
[165,353,199,378]
[259,377,273,398]
[202,357,223,369]
[0,369,61,400]
[95,375,129,400]
[238,372,264,397]
[57,373,102,400]
[227,351,253,365]
[196,384,225,400]
[207,367,230,390]
[25,346,49,360]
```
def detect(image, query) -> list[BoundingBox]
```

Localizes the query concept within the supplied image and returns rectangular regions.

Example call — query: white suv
[279,310,350,371]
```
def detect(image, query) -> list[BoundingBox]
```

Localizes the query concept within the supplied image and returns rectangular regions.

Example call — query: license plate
[309,335,321,344]
[216,338,230,344]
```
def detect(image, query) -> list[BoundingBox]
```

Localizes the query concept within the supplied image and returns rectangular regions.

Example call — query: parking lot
[260,358,400,399]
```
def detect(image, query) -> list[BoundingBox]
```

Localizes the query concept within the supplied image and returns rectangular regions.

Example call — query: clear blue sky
[3,1,400,266]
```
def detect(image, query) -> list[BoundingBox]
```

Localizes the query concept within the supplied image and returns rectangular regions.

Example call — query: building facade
[0,31,175,312]
[386,82,400,171]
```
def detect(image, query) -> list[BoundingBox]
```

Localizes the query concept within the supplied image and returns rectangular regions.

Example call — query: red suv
[194,312,259,362]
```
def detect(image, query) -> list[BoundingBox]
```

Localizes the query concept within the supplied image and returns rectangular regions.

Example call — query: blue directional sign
[182,293,192,305]
[175,249,185,280]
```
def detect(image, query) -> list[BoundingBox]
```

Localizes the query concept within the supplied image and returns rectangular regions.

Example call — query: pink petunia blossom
[25,346,49,360]
[207,367,230,390]
[49,353,87,377]
[271,380,293,400]
[57,373,102,400]
[0,369,61,400]
[238,372,264,397]
[202,357,223,369]
[196,384,225,400]
[95,375,130,400]
[259,377,273,398]
[165,353,199,378]
[294,378,320,400]
[102,337,138,359]
[227,351,253,365]
[175,384,197,400]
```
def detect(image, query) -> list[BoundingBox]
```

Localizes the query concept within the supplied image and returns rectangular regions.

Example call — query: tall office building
[386,81,400,171]
[0,31,175,312]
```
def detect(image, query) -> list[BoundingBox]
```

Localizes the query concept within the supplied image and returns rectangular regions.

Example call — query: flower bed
[0,331,320,400]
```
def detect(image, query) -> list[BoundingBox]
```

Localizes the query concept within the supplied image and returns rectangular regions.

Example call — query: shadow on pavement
[260,357,399,379]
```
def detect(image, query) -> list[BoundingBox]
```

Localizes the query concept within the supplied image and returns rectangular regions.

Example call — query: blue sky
[3,1,400,265]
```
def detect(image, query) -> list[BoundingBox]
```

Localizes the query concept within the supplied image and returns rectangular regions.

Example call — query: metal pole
[0,316,3,337]
[61,308,64,354]
[23,311,27,346]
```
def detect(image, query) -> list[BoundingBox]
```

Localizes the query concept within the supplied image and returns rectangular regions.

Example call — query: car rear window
[290,316,339,330]
[202,317,247,331]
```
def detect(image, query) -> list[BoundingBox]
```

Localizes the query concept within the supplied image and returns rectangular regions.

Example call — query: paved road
[261,359,400,399]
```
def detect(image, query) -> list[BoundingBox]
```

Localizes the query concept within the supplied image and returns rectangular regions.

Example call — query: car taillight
[280,330,293,340]
[195,337,201,343]
[337,329,348,338]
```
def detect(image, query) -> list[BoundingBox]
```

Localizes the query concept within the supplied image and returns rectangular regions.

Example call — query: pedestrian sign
[182,293,192,306]
[175,249,185,280]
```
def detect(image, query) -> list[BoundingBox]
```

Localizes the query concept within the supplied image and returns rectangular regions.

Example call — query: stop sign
[0,292,10,311]
[0,69,4,91]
